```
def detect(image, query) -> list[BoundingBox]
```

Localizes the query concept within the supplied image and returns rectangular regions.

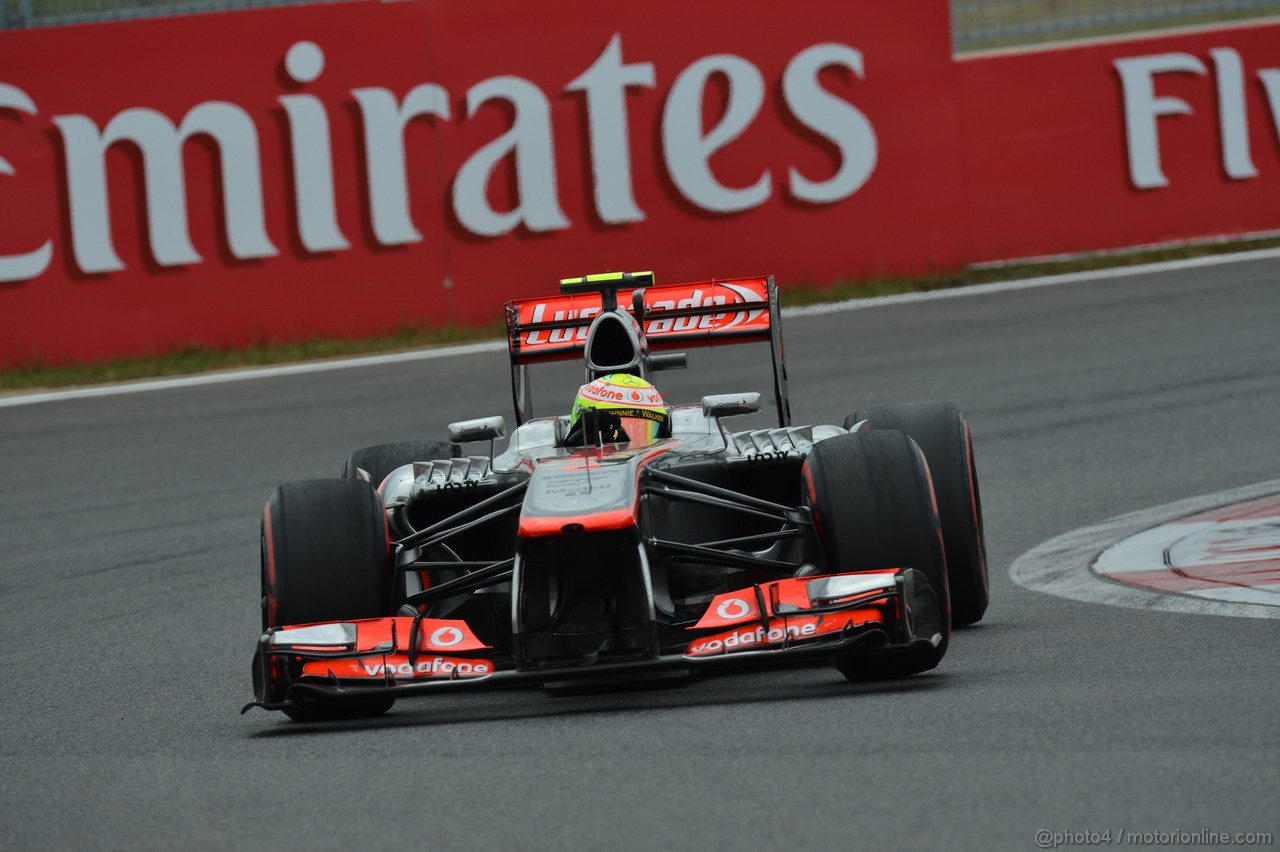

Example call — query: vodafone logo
[429,626,464,647]
[688,622,818,656]
[359,657,490,677]
[716,598,751,620]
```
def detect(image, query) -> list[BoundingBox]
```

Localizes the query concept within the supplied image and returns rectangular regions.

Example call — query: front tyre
[846,402,989,627]
[261,478,395,721]
[803,431,950,680]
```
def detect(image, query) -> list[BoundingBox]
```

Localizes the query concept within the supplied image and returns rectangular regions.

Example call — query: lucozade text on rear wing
[504,272,791,426]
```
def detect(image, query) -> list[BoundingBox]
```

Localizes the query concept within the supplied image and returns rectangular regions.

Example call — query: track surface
[3,260,1278,850]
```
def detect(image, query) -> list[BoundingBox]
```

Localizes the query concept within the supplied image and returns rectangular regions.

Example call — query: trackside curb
[1010,479,1280,619]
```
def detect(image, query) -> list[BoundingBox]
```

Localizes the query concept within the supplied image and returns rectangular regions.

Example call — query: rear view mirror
[448,416,506,443]
[702,393,761,419]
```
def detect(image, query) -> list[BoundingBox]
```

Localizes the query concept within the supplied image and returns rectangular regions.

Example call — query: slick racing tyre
[803,431,950,680]
[261,478,395,721]
[339,441,460,489]
[846,402,989,627]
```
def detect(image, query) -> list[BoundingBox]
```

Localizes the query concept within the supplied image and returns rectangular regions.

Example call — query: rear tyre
[261,478,395,721]
[846,402,989,627]
[803,431,950,680]
[339,441,460,488]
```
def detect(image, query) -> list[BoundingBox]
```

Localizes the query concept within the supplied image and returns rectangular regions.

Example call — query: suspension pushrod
[646,486,797,525]
[396,481,527,548]
[696,528,802,550]
[405,502,523,553]
[404,558,516,607]
[407,560,512,572]
[646,468,809,521]
[648,538,800,574]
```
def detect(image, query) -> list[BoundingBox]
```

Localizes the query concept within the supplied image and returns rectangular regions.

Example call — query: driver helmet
[567,373,670,447]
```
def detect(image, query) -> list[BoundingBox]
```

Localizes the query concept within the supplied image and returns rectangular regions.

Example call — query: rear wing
[504,275,791,427]
[506,276,774,362]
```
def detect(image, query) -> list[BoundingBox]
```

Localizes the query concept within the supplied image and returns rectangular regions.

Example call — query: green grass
[8,0,1280,44]
[4,235,1278,393]
[776,235,1280,307]
[952,0,1280,51]
[0,321,504,391]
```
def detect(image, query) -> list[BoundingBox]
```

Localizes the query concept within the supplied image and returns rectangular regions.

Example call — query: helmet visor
[614,415,664,447]
[575,407,668,447]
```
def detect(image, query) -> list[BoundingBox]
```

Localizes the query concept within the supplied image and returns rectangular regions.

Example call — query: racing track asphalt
[2,258,1278,851]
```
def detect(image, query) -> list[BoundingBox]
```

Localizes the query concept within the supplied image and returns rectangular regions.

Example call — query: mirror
[448,415,506,443]
[701,393,761,419]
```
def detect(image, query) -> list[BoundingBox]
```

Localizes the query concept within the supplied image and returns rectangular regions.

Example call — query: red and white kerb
[1093,495,1280,606]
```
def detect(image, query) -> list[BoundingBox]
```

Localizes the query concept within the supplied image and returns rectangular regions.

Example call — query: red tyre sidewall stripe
[263,500,278,627]
[914,443,952,632]
[378,500,408,594]
[963,420,989,593]
[802,463,824,538]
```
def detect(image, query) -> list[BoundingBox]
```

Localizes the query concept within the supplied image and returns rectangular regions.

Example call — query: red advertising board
[0,1,1277,367]
[0,0,963,365]
[958,20,1280,262]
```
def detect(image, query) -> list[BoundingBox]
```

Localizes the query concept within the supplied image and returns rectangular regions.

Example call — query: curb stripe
[1010,479,1280,619]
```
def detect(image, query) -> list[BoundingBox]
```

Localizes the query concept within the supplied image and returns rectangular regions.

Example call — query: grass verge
[953,6,1280,52]
[777,234,1280,307]
[3,235,1278,393]
[0,321,505,392]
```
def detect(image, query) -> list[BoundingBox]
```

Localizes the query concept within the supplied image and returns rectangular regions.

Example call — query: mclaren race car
[245,272,988,721]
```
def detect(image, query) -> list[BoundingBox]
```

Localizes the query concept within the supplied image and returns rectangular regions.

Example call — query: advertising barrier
[959,19,1280,262]
[0,0,1276,365]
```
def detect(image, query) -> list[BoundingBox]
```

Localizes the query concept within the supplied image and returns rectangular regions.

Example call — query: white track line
[782,246,1280,317]
[0,341,507,408]
[1010,479,1280,620]
[5,246,1280,409]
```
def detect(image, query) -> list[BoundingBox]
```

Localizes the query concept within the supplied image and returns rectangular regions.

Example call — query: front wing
[243,568,942,714]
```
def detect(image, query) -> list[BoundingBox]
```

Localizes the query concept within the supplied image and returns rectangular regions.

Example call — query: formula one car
[245,272,988,721]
